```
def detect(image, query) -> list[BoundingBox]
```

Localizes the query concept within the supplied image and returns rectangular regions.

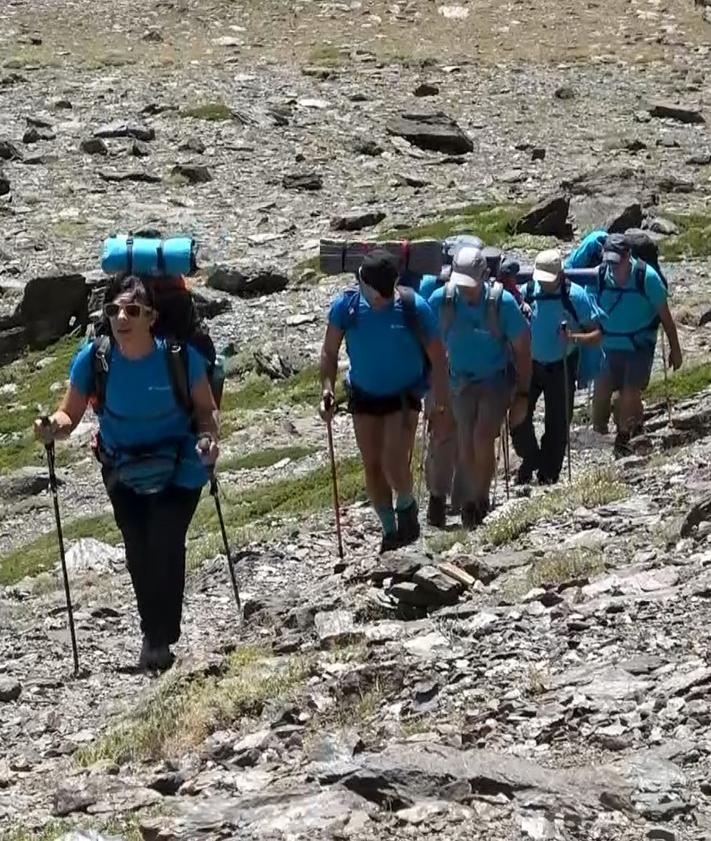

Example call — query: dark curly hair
[104,274,156,310]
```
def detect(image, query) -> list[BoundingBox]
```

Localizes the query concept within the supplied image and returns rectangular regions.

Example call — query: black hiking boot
[462,499,489,530]
[138,637,174,672]
[516,464,534,485]
[380,532,401,554]
[427,494,447,528]
[397,501,420,546]
[537,472,559,486]
[613,431,632,459]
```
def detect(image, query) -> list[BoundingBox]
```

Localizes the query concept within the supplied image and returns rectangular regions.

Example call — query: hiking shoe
[138,637,174,672]
[380,532,401,554]
[613,431,632,459]
[462,499,489,529]
[537,472,559,486]
[427,495,447,528]
[517,464,534,485]
[397,501,421,546]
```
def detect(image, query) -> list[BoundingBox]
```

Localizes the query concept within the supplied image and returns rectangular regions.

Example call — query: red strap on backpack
[400,239,410,273]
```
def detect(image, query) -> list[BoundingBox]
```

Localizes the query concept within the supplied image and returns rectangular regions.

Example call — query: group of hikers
[31,227,683,671]
[319,230,682,553]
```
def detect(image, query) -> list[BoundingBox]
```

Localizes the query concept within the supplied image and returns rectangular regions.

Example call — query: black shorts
[347,386,422,417]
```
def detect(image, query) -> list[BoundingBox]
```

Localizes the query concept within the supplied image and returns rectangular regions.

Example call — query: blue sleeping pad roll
[101,235,197,277]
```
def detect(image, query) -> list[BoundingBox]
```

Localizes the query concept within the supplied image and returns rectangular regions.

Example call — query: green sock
[396,491,414,512]
[375,505,396,535]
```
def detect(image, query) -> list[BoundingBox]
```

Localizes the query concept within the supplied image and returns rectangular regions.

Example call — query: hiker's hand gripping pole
[323,393,344,560]
[41,416,80,675]
[198,436,241,615]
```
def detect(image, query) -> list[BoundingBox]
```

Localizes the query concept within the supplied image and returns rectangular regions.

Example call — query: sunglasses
[103,302,152,319]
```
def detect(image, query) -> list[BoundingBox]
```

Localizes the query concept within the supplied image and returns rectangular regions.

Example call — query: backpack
[524,277,579,325]
[342,285,431,374]
[88,273,224,422]
[440,280,505,340]
[596,257,667,347]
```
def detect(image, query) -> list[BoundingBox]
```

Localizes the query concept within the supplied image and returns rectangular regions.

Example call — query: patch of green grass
[658,212,711,261]
[50,220,89,240]
[0,335,84,472]
[380,202,534,248]
[1,453,364,585]
[426,528,470,555]
[179,101,234,121]
[0,336,80,435]
[222,365,345,414]
[646,360,711,403]
[1,816,143,841]
[0,512,119,587]
[76,646,313,765]
[308,45,343,65]
[481,467,627,547]
[221,445,317,471]
[502,548,605,602]
[190,454,365,535]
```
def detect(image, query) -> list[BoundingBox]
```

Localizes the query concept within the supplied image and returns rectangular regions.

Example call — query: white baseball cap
[532,249,563,284]
[450,247,489,288]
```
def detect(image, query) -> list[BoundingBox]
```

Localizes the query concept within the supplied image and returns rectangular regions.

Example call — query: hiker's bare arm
[511,331,532,395]
[567,323,602,346]
[34,385,88,441]
[320,325,343,395]
[659,304,682,353]
[425,337,451,410]
[191,374,220,440]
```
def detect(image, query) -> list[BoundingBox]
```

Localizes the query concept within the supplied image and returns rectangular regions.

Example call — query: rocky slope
[3,1,711,840]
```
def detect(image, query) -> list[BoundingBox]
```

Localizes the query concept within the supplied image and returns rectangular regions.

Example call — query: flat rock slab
[94,121,155,141]
[386,112,473,155]
[174,787,371,836]
[648,102,705,124]
[342,741,632,812]
[314,610,364,649]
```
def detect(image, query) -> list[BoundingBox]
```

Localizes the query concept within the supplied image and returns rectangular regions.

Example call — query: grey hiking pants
[424,391,463,505]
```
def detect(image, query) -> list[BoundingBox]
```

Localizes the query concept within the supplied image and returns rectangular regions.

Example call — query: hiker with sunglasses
[319,250,453,553]
[34,274,219,671]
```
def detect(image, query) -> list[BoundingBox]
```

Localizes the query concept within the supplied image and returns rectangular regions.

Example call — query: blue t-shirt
[419,274,440,302]
[328,289,437,397]
[428,283,528,383]
[595,258,667,351]
[565,229,607,270]
[526,281,599,364]
[70,338,208,489]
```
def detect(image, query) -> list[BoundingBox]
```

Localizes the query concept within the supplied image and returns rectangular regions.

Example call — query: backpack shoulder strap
[440,280,457,336]
[91,335,112,412]
[165,339,193,417]
[560,278,579,324]
[525,279,535,303]
[635,259,648,297]
[398,285,420,337]
[486,282,504,340]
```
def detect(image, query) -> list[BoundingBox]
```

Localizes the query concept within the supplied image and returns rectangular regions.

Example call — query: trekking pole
[41,417,80,675]
[198,437,242,614]
[415,409,428,508]
[502,418,511,502]
[324,396,344,560]
[208,467,242,614]
[492,431,502,507]
[561,322,573,484]
[660,331,673,427]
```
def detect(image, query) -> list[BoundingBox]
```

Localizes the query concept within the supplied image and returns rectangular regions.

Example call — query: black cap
[499,257,520,277]
[360,250,399,296]
[602,233,630,264]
